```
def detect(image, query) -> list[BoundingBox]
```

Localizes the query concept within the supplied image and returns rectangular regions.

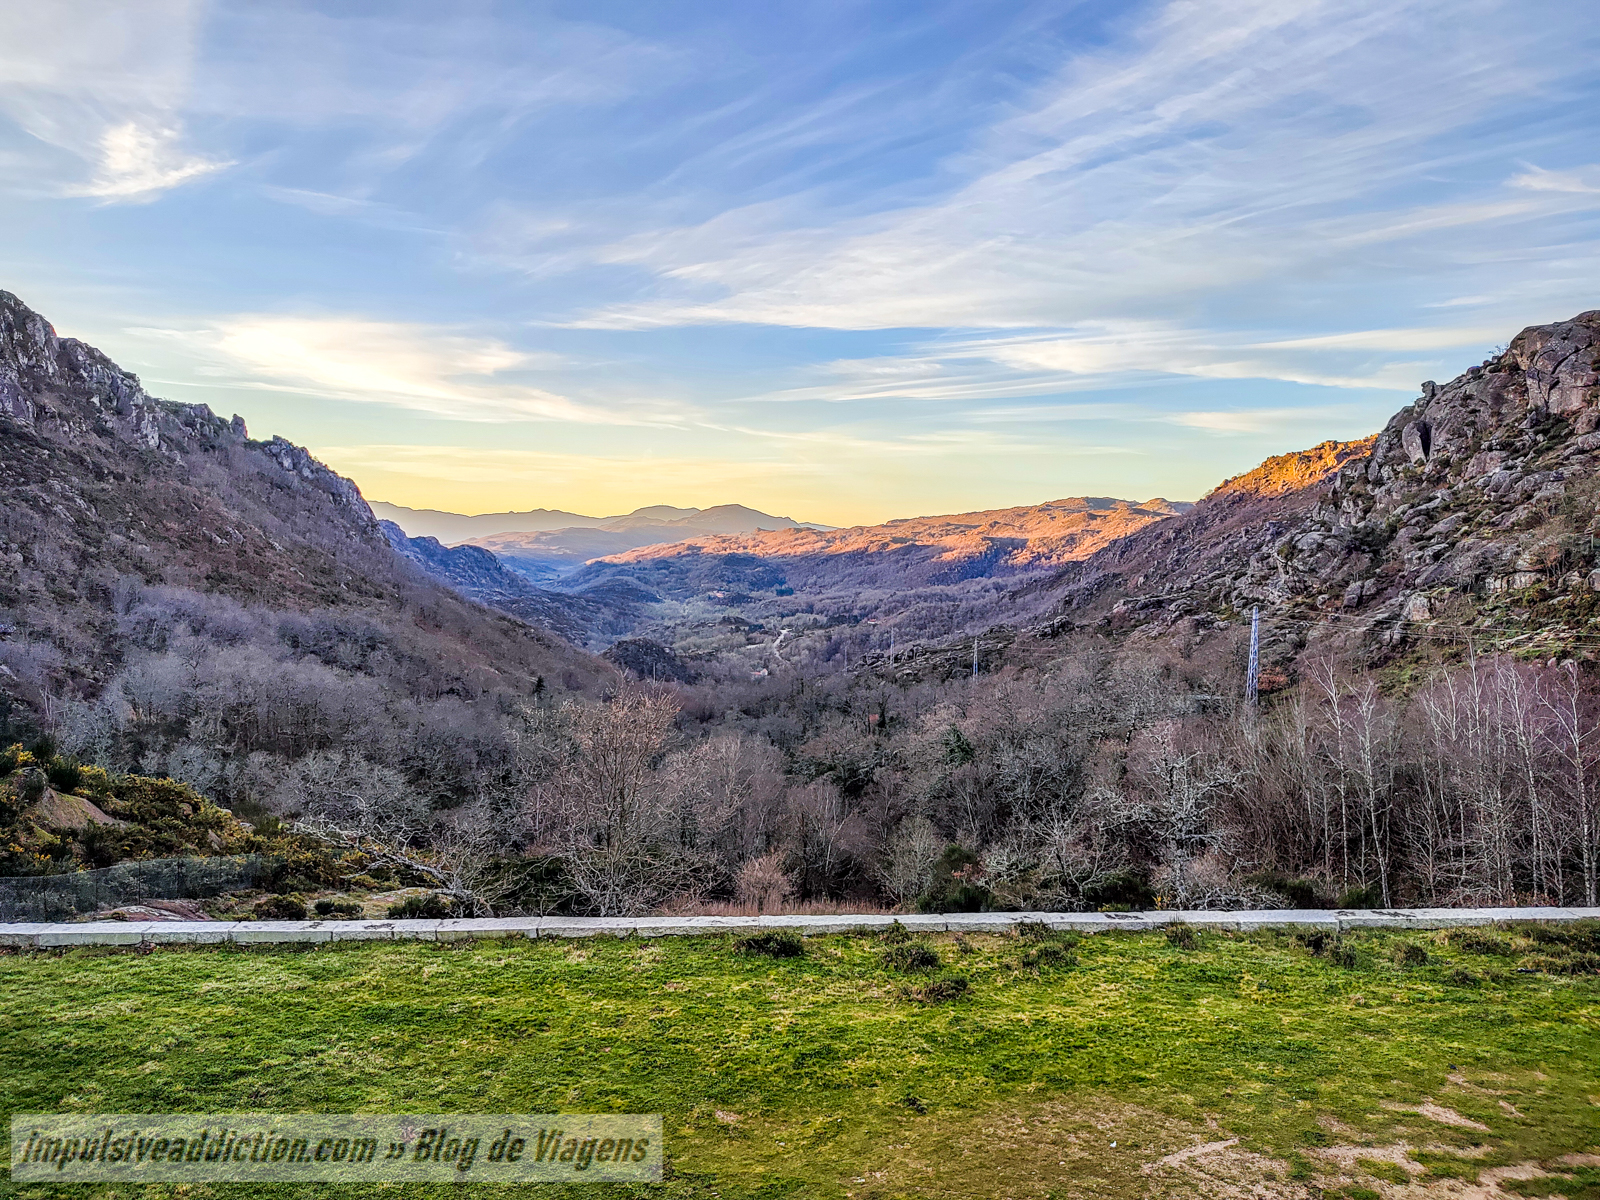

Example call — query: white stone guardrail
[1,907,1597,948]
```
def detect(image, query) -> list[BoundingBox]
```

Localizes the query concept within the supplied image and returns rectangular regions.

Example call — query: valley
[4,289,1600,927]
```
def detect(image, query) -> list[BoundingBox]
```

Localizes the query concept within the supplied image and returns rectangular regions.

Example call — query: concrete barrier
[1,907,1597,949]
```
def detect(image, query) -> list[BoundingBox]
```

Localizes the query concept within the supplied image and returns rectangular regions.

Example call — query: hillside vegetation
[6,292,1600,924]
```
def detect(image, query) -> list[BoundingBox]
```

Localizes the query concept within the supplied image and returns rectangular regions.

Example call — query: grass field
[2,923,1598,1199]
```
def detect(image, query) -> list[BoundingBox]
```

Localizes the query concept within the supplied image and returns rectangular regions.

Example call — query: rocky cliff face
[0,289,610,703]
[1042,309,1600,664]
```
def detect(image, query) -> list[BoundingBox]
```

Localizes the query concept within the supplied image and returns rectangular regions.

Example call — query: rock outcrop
[0,288,613,704]
[1041,309,1600,661]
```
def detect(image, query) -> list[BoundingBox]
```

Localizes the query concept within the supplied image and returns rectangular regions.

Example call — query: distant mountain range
[372,501,830,585]
[550,499,1190,649]
[567,497,1191,603]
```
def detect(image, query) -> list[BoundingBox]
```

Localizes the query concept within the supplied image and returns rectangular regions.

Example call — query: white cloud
[1509,164,1600,195]
[1171,407,1359,434]
[195,315,680,425]
[68,121,229,200]
[747,319,1482,407]
[0,0,227,201]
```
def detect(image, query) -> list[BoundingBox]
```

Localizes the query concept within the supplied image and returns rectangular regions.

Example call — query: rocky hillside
[567,497,1189,602]
[0,288,612,724]
[1032,308,1600,670]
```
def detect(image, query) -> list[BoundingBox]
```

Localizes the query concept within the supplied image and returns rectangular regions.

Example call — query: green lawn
[2,925,1598,1199]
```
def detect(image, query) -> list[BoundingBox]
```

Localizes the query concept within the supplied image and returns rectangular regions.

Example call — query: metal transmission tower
[1244,605,1261,709]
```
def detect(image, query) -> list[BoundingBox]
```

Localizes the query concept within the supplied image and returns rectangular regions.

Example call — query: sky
[2,0,1599,527]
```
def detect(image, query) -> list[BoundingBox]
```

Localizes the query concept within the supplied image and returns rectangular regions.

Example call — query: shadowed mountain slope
[0,289,613,719]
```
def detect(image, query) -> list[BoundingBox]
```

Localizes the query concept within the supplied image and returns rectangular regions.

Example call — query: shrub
[1525,921,1600,954]
[906,977,968,1004]
[1021,942,1078,970]
[1293,930,1356,966]
[387,893,454,919]
[19,770,48,804]
[45,758,82,794]
[1446,967,1480,987]
[0,744,20,776]
[1246,871,1326,909]
[1335,882,1384,909]
[735,931,804,959]
[1081,869,1155,912]
[252,895,308,921]
[881,943,941,972]
[1293,930,1334,956]
[881,919,911,944]
[915,845,991,913]
[313,899,362,918]
[1392,942,1429,967]
[1522,952,1600,976]
[1452,931,1514,957]
[1165,923,1202,950]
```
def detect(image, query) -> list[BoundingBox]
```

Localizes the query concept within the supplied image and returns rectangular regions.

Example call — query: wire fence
[0,856,273,922]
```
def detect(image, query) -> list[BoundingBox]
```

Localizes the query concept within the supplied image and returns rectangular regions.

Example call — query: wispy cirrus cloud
[0,0,228,202]
[1510,163,1600,195]
[561,0,1595,335]
[152,316,689,425]
[741,318,1502,410]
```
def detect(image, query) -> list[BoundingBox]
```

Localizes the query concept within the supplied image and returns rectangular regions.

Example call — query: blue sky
[3,0,1599,526]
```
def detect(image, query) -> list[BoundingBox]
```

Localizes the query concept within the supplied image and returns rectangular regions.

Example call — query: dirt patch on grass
[1381,1099,1493,1131]
[686,1097,1594,1200]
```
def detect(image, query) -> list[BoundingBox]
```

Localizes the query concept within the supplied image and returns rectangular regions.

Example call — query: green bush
[1246,871,1326,909]
[1392,942,1429,967]
[387,893,454,919]
[19,769,47,804]
[1015,921,1080,946]
[1293,930,1357,966]
[1522,952,1600,976]
[252,895,308,921]
[881,942,941,972]
[1335,882,1384,909]
[313,899,362,918]
[735,930,805,958]
[45,758,82,794]
[1452,931,1515,956]
[1080,868,1155,912]
[881,919,911,944]
[1446,967,1481,987]
[1293,930,1334,956]
[915,845,992,913]
[906,977,968,1004]
[1020,942,1078,970]
[1525,921,1600,954]
[1165,923,1202,950]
